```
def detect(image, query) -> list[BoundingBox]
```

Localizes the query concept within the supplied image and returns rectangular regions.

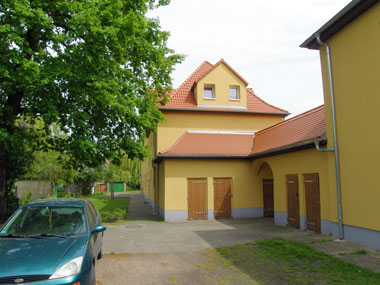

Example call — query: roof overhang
[158,107,290,116]
[300,0,379,50]
[153,154,250,163]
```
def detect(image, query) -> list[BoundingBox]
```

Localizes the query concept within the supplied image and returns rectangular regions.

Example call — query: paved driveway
[102,218,323,254]
[95,193,380,284]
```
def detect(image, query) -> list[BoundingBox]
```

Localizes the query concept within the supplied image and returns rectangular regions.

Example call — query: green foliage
[106,155,141,188]
[74,167,104,196]
[0,0,183,216]
[22,150,77,183]
[19,191,33,206]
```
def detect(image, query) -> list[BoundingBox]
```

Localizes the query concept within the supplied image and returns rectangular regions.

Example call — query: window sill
[204,98,216,100]
[229,98,241,101]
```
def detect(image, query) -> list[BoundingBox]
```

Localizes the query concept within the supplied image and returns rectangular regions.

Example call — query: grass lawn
[198,238,380,284]
[86,194,130,224]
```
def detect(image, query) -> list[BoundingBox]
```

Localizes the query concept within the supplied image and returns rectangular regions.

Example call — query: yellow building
[141,59,289,221]
[142,0,380,250]
[301,0,380,249]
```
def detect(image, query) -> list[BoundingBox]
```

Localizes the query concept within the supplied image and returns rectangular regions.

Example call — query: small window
[229,87,239,100]
[204,85,215,99]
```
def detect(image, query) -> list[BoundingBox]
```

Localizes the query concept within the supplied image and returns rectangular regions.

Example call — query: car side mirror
[92,225,106,233]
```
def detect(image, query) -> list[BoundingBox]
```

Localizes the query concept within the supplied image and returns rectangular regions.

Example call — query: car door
[87,202,102,255]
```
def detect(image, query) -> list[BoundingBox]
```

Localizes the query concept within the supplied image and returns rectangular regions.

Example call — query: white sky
[149,0,351,117]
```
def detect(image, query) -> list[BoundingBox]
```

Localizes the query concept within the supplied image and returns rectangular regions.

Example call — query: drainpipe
[315,34,344,240]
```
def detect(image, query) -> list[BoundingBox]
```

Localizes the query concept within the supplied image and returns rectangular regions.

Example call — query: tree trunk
[0,146,7,220]
[111,183,114,199]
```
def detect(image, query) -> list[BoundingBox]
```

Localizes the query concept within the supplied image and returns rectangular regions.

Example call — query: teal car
[0,199,106,284]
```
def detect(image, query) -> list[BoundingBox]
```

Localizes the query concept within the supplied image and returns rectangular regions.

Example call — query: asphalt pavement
[100,192,380,273]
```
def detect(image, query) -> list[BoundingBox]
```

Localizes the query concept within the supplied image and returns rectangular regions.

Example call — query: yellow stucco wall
[251,148,332,221]
[194,63,247,107]
[158,160,165,210]
[163,159,258,211]
[141,134,155,201]
[157,112,283,153]
[319,3,380,231]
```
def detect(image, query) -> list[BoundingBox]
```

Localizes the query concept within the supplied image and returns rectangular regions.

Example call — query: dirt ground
[96,250,266,285]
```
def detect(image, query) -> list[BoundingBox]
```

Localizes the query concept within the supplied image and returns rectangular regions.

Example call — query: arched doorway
[258,162,274,217]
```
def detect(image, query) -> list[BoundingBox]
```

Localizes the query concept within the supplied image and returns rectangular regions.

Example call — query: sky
[149,0,351,117]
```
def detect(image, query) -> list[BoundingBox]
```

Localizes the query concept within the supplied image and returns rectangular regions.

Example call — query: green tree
[0,0,183,218]
[22,150,77,184]
[107,156,141,188]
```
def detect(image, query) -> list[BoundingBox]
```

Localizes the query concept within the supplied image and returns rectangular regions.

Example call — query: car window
[88,201,101,224]
[0,206,87,236]
[86,204,96,230]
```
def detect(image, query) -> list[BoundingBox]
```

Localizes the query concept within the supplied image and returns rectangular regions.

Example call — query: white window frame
[204,85,215,99]
[229,86,240,100]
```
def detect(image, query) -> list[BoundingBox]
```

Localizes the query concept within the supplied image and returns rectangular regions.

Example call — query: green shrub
[20,191,33,206]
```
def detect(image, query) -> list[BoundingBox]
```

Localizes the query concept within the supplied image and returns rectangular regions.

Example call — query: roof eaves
[158,107,289,116]
[247,88,289,114]
[153,154,250,163]
[300,0,379,50]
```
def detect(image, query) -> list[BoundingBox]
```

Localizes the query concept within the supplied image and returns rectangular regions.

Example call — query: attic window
[229,86,240,100]
[204,85,215,99]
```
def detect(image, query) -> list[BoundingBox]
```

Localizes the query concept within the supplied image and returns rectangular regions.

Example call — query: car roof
[23,198,88,208]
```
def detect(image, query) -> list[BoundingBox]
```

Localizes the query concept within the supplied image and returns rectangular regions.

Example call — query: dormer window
[229,86,240,100]
[204,85,215,99]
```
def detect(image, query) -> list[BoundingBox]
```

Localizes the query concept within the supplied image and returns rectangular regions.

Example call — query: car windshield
[0,206,87,237]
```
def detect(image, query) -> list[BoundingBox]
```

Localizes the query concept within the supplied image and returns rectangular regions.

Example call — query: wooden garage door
[263,179,274,217]
[213,178,232,219]
[304,173,321,232]
[187,178,207,220]
[96,184,108,192]
[286,174,300,228]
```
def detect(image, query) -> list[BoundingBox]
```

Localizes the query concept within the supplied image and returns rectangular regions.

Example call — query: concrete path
[101,193,380,273]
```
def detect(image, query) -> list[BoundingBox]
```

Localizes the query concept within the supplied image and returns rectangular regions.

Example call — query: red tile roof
[157,105,325,159]
[159,131,255,156]
[251,105,326,155]
[159,60,289,115]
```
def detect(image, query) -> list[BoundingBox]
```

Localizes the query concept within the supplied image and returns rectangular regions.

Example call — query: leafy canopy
[0,0,182,168]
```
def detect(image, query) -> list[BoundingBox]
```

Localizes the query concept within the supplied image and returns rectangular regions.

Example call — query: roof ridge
[159,131,189,154]
[247,88,289,114]
[208,59,249,86]
[256,105,324,135]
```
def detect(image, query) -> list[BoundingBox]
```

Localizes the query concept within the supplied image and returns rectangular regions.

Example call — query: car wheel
[97,245,103,260]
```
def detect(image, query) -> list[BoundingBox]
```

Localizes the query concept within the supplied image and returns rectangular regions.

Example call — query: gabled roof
[301,0,379,50]
[158,131,255,157]
[250,105,325,156]
[159,60,289,115]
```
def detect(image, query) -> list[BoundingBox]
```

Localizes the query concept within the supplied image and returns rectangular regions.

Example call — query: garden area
[86,192,131,224]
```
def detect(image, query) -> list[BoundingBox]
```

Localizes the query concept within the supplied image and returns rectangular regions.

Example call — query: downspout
[315,34,344,240]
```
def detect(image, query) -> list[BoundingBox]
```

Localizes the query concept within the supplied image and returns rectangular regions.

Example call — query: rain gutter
[315,34,344,240]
